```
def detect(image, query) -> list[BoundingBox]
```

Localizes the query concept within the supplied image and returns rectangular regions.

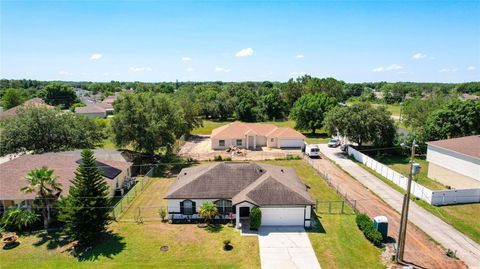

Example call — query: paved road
[258,226,321,269]
[319,145,480,269]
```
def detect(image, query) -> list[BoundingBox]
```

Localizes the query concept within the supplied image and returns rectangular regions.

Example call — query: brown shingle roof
[427,135,480,159]
[0,152,131,201]
[211,121,305,139]
[0,98,54,118]
[75,104,107,114]
[164,162,314,206]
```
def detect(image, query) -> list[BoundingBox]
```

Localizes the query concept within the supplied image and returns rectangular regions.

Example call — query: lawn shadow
[205,224,223,233]
[33,230,70,250]
[303,133,330,140]
[78,231,126,261]
[308,212,326,234]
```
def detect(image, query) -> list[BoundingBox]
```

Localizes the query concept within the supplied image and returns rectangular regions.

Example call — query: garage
[261,207,305,226]
[279,138,304,148]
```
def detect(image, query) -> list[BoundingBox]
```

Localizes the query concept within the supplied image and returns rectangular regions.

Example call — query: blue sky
[1,0,479,82]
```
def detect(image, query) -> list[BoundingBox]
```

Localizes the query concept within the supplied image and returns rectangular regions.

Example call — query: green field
[356,161,480,245]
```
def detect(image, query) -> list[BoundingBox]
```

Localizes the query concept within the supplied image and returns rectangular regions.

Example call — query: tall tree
[258,87,287,121]
[58,149,111,245]
[111,93,187,155]
[290,93,337,134]
[21,167,62,229]
[234,89,258,122]
[402,94,447,130]
[2,88,26,109]
[40,82,78,108]
[0,107,104,155]
[324,103,396,147]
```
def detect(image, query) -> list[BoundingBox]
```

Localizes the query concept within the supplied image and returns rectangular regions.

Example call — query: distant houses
[74,90,130,118]
[0,98,54,118]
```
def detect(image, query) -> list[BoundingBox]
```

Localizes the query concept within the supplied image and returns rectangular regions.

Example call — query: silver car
[327,139,340,148]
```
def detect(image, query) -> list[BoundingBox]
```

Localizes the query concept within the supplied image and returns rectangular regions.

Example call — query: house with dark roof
[0,150,132,208]
[211,121,305,150]
[426,135,480,188]
[164,162,314,227]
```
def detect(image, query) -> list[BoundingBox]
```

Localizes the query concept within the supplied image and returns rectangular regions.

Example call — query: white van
[305,144,320,158]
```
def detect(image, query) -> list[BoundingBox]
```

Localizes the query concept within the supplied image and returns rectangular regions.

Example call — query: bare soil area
[308,155,466,269]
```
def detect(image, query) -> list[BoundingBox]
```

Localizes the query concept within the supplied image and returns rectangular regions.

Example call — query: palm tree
[198,201,218,224]
[21,167,62,229]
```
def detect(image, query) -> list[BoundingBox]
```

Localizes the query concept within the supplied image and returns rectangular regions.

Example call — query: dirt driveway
[305,155,466,269]
[179,135,303,161]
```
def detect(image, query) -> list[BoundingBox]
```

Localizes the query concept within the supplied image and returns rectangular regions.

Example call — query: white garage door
[279,139,304,148]
[261,207,305,226]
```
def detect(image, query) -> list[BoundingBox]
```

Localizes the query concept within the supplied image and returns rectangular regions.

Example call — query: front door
[248,136,254,149]
[240,207,250,218]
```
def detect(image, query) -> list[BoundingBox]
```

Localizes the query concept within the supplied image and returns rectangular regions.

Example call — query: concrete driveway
[258,226,321,269]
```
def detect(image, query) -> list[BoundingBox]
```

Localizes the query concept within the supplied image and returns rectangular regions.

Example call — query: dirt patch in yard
[309,156,466,269]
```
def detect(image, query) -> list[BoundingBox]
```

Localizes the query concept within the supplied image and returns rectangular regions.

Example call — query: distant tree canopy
[40,82,79,109]
[111,92,194,154]
[402,94,448,130]
[0,107,105,155]
[2,88,26,109]
[290,93,338,134]
[324,103,396,147]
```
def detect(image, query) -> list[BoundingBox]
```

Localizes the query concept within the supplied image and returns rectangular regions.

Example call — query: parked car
[305,144,320,158]
[340,143,351,152]
[327,139,340,148]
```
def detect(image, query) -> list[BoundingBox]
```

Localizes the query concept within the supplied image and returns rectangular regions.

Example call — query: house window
[183,200,194,215]
[236,139,242,146]
[214,200,233,214]
[219,140,225,147]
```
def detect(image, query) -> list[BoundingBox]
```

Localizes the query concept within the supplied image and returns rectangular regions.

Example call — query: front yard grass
[261,160,384,269]
[356,160,480,245]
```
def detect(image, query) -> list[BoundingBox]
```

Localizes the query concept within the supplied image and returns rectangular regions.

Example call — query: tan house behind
[211,121,305,150]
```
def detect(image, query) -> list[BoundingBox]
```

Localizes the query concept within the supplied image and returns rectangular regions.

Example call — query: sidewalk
[318,144,480,268]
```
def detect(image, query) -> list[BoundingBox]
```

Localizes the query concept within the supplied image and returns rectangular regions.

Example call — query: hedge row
[355,213,383,247]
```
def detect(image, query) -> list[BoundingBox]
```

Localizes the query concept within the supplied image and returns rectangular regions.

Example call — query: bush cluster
[355,213,383,247]
[249,207,262,231]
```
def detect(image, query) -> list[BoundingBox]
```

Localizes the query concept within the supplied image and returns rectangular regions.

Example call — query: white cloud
[90,53,103,61]
[295,54,305,59]
[129,66,153,72]
[412,52,427,60]
[439,68,458,73]
[58,71,70,75]
[186,67,194,72]
[181,57,191,61]
[467,66,476,71]
[235,48,254,57]
[372,64,404,72]
[289,71,306,78]
[215,67,231,73]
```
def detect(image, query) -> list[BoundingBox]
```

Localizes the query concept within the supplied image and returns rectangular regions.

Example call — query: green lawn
[355,160,480,245]
[370,153,445,190]
[192,119,331,144]
[346,101,402,117]
[261,160,385,269]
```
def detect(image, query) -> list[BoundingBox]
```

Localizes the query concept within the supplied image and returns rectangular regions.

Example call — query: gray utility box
[373,216,388,240]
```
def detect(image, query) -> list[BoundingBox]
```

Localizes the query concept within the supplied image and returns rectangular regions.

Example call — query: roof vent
[184,172,187,175]
[259,169,263,173]
[280,169,284,173]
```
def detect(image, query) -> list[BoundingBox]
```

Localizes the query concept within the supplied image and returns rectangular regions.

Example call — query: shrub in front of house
[213,155,223,161]
[355,213,383,247]
[249,207,262,230]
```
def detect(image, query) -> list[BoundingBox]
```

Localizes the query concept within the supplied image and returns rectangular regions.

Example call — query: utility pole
[396,139,418,263]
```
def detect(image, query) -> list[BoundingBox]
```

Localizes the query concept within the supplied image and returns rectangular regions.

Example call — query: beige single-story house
[211,121,305,150]
[75,104,108,118]
[0,150,132,209]
[426,135,480,189]
[165,162,314,227]
[0,98,54,118]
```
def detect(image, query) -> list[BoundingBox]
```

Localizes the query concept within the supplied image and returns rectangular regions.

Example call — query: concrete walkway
[319,144,480,268]
[258,226,321,269]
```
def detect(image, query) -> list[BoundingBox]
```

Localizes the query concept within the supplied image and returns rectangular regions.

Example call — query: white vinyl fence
[347,147,480,206]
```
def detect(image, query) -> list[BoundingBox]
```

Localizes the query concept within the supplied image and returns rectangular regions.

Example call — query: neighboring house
[211,121,305,150]
[94,102,114,114]
[75,104,107,118]
[426,135,480,189]
[0,98,54,118]
[459,93,480,100]
[165,162,314,227]
[0,150,132,208]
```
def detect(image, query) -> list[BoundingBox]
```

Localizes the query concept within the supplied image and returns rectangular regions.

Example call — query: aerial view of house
[211,121,305,150]
[165,162,314,227]
[0,98,53,118]
[426,135,480,188]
